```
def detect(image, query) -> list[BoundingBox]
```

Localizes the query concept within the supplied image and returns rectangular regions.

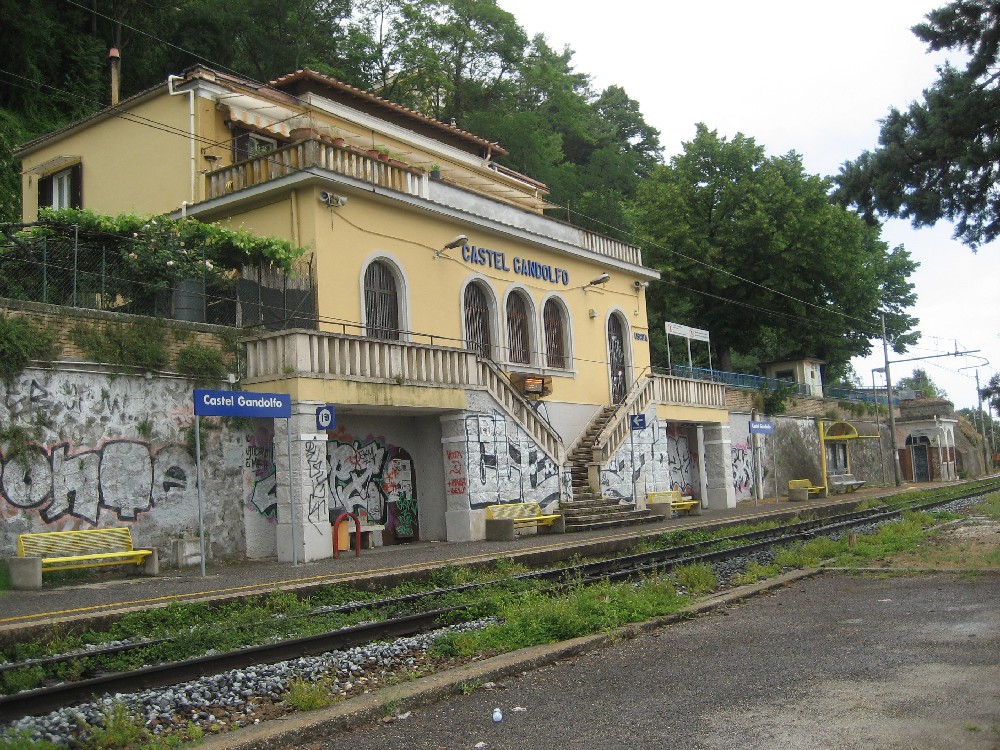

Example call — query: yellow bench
[10,527,158,590]
[485,502,565,541]
[647,490,702,516]
[788,479,827,501]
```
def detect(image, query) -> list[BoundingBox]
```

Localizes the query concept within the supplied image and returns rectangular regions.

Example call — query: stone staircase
[561,405,657,532]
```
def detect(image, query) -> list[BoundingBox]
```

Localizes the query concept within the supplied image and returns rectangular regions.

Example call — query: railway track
[2,478,997,731]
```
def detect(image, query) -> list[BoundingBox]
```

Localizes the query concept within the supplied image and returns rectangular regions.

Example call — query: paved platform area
[0,482,950,635]
[309,572,1000,750]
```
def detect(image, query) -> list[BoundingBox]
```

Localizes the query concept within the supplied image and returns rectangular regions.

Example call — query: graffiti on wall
[600,418,697,501]
[731,441,753,494]
[326,433,418,534]
[0,439,194,526]
[463,411,560,508]
[244,427,276,520]
[304,440,329,526]
[328,437,388,524]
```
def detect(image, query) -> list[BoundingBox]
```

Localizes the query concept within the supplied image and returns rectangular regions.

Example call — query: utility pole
[882,313,902,486]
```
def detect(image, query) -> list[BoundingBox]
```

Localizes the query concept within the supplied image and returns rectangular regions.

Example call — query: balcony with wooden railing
[204,138,645,269]
[243,328,563,462]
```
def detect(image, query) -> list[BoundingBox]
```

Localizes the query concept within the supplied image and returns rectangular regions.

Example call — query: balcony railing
[207,139,428,201]
[593,373,728,464]
[204,139,645,269]
[243,328,562,461]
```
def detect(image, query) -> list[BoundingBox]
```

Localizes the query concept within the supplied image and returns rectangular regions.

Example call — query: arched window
[464,283,493,358]
[364,260,400,340]
[543,299,567,369]
[608,313,628,403]
[506,291,531,365]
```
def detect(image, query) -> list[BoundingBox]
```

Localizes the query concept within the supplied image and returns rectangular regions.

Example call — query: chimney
[108,47,121,106]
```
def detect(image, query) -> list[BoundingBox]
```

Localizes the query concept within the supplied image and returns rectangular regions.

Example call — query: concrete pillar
[696,425,709,508]
[440,415,481,542]
[274,401,332,562]
[702,423,736,510]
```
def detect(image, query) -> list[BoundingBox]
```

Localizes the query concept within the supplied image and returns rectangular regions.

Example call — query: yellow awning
[823,420,880,440]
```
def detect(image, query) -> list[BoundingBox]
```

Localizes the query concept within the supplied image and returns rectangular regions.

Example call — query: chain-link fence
[0,222,315,329]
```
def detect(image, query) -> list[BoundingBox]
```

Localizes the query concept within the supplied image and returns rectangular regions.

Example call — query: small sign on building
[749,420,775,435]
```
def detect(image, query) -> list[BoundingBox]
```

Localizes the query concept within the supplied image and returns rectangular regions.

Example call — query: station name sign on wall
[461,244,570,285]
[194,389,291,418]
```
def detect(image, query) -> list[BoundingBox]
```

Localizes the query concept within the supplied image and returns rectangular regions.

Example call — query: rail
[206,139,428,200]
[592,373,728,463]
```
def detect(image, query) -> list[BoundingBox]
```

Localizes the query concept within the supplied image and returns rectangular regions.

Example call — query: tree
[635,124,919,375]
[834,0,1000,249]
[982,372,1000,416]
[896,368,948,399]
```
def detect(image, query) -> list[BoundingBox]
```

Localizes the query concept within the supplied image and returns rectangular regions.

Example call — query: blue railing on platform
[658,365,898,406]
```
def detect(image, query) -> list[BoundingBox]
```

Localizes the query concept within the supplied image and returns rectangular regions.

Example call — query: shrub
[175,344,228,385]
[0,315,58,386]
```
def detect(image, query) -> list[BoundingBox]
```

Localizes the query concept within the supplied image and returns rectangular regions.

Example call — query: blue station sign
[749,420,775,435]
[194,389,291,418]
[316,404,336,431]
[629,414,647,431]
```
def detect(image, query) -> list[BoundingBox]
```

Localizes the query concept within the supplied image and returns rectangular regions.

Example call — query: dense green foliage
[0,1,922,378]
[635,125,918,376]
[0,315,57,385]
[0,0,660,240]
[835,0,1000,248]
[895,367,948,399]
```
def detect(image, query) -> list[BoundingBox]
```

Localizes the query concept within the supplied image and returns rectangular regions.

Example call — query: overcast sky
[497,0,999,411]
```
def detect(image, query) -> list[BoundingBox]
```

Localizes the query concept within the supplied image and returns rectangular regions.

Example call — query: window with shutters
[463,282,493,359]
[505,291,531,365]
[363,260,400,340]
[37,163,82,210]
[543,298,568,369]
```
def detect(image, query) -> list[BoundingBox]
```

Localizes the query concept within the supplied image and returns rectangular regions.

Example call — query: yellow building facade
[17,65,734,559]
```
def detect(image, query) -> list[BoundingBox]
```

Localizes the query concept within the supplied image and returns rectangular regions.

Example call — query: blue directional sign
[193,389,291,418]
[749,420,775,435]
[316,405,336,431]
[629,414,647,431]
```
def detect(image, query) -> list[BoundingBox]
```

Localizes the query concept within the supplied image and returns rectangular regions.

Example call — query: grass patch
[430,576,686,659]
[674,563,717,594]
[284,676,335,711]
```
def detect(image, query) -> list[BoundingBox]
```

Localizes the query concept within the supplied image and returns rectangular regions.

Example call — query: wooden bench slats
[485,502,560,526]
[788,479,826,495]
[17,527,150,572]
[647,491,700,512]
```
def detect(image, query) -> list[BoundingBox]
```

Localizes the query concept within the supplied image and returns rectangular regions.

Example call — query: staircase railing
[478,359,563,464]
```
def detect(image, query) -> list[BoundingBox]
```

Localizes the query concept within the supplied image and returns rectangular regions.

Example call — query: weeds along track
[2,478,997,726]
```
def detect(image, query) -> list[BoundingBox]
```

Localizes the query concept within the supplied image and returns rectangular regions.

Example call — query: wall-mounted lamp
[444,234,468,249]
[319,191,348,207]
[203,154,220,163]
[588,309,598,319]
[587,273,611,287]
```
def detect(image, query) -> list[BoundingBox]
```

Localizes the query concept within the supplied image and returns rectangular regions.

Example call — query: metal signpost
[193,390,292,575]
[629,414,647,500]
[749,420,774,507]
[664,321,713,373]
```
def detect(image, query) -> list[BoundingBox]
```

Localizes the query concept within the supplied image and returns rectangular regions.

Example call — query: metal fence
[0,223,316,330]
[661,365,898,406]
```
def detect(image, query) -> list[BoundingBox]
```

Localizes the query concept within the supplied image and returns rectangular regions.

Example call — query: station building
[15,65,736,562]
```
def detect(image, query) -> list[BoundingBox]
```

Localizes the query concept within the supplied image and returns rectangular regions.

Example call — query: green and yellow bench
[788,479,827,501]
[485,502,565,541]
[10,527,159,590]
[647,490,702,516]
